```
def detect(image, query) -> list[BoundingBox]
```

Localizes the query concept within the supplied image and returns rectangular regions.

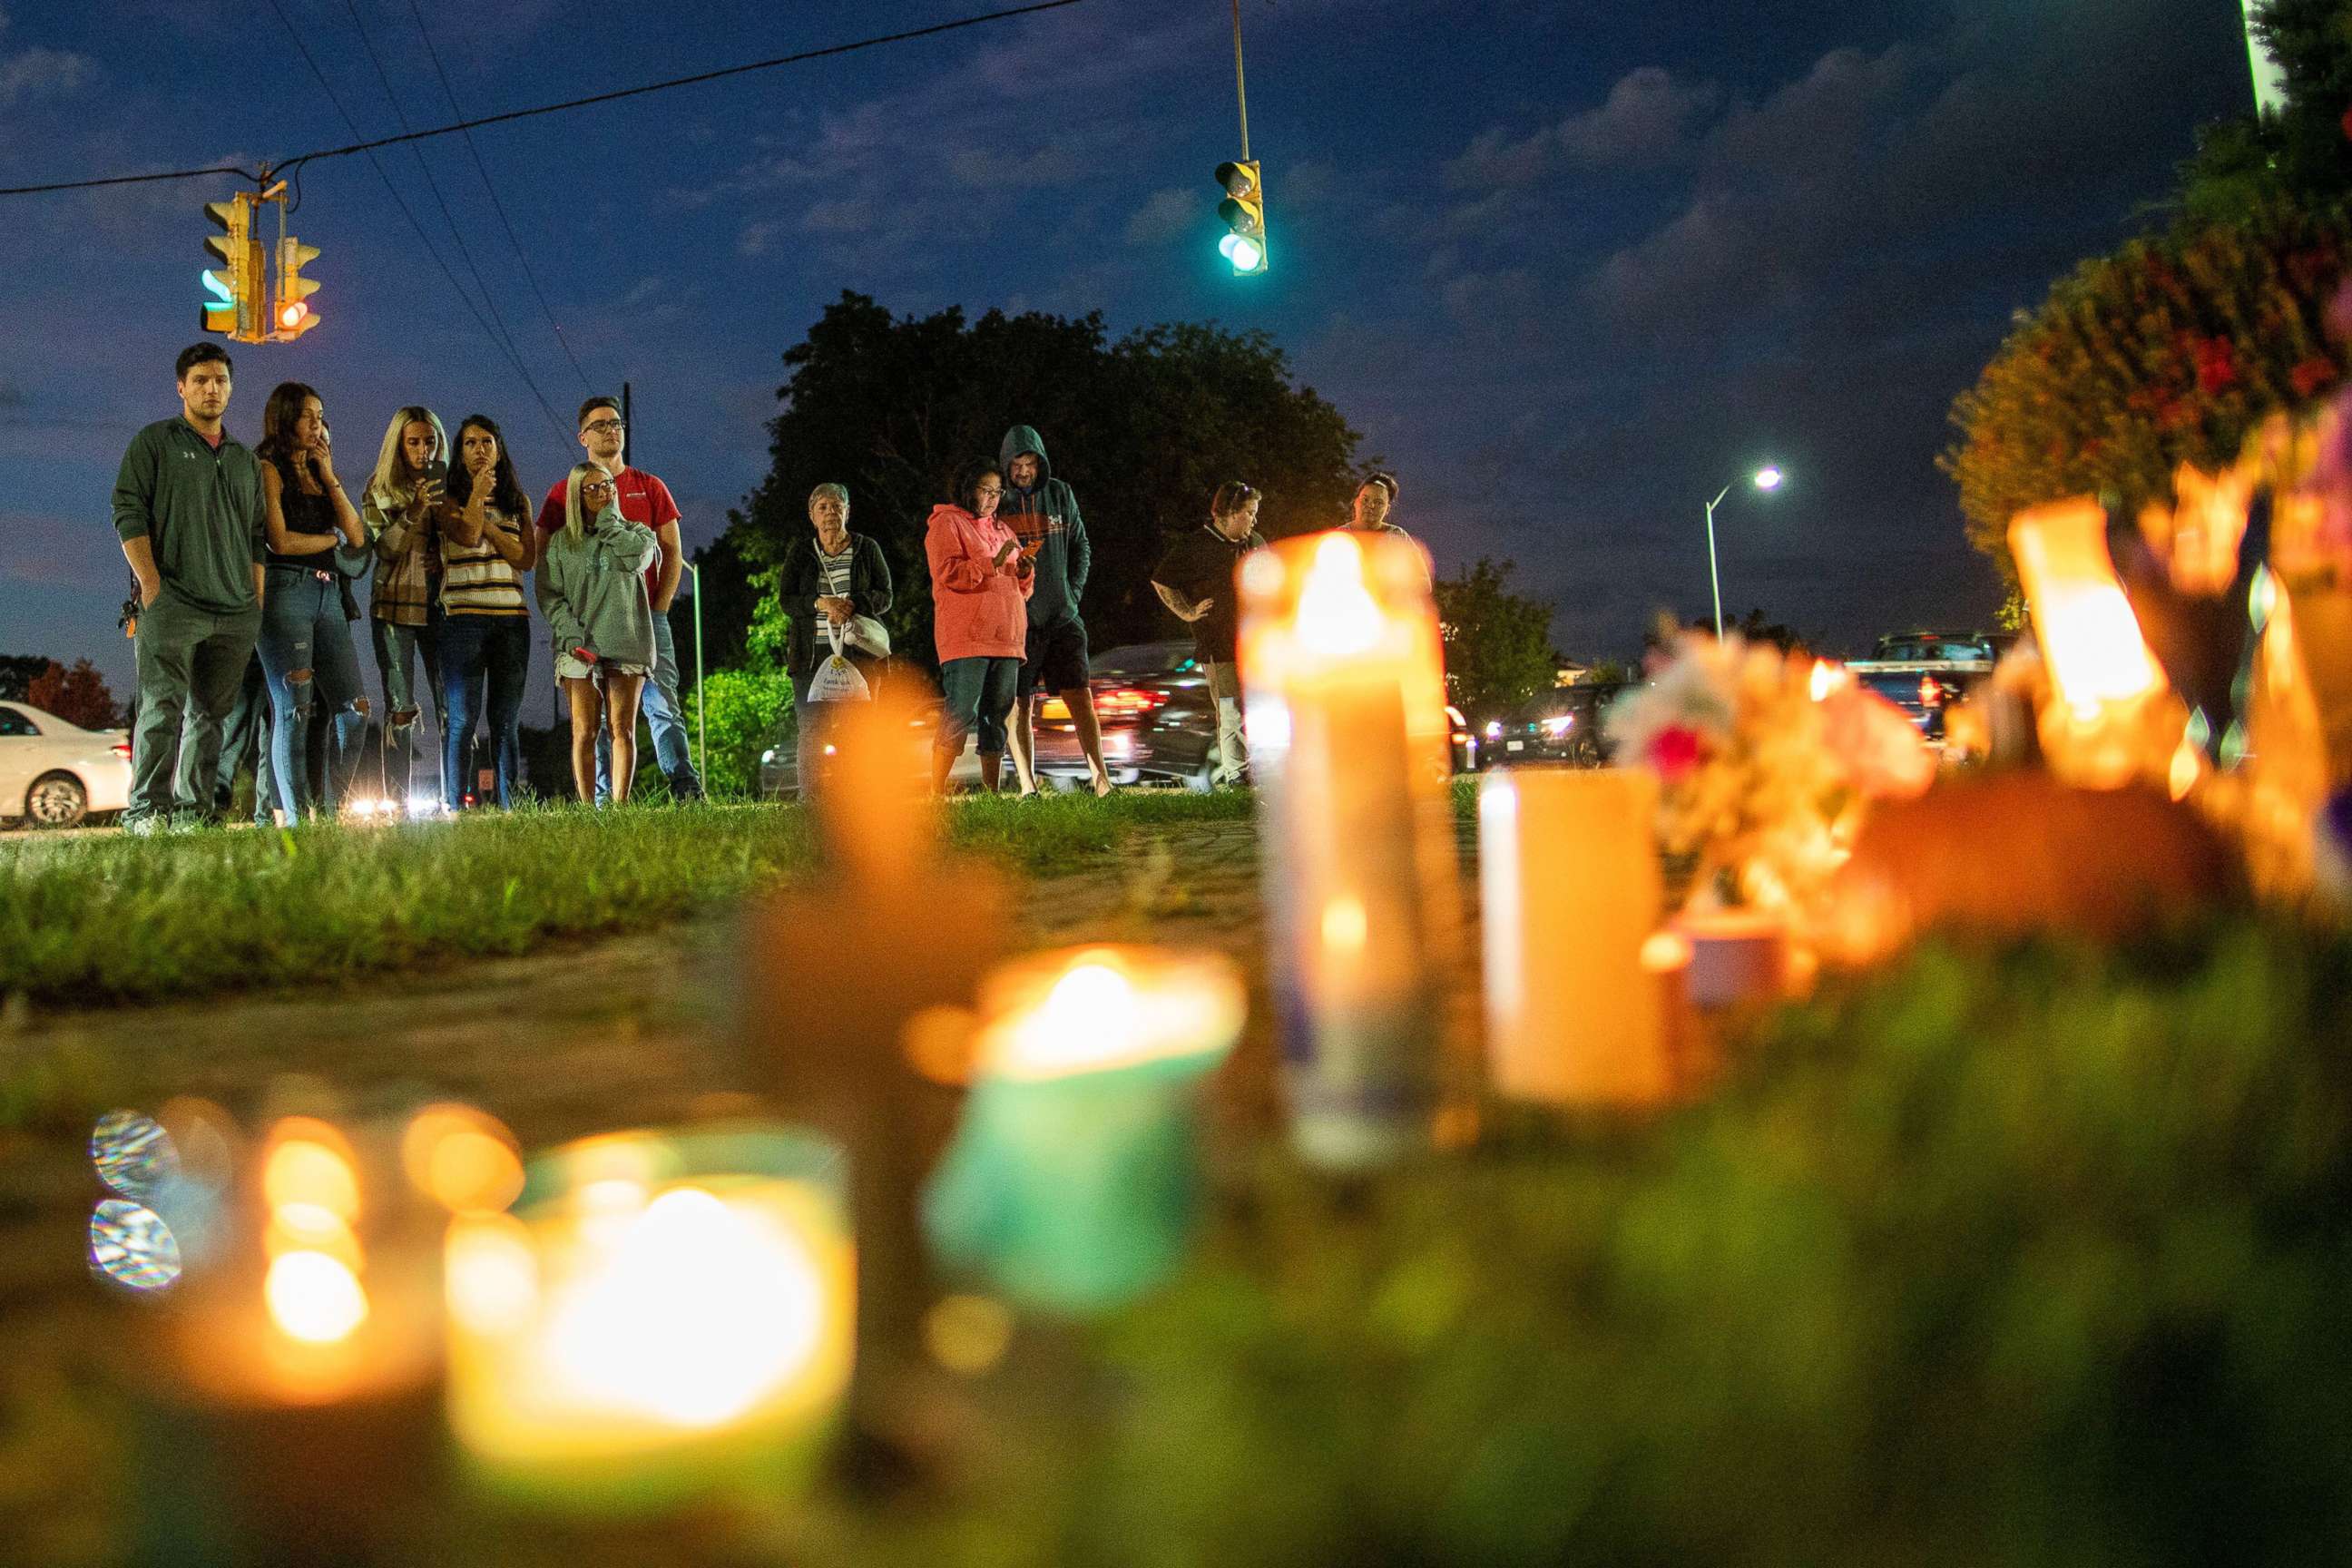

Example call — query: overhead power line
[400,0,594,395]
[335,0,565,436]
[258,0,570,442]
[0,0,1093,199]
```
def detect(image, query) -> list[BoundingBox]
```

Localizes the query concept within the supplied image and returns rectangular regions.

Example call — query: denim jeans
[128,589,260,826]
[593,610,702,802]
[1202,658,1248,783]
[438,614,532,808]
[211,654,275,822]
[256,567,367,819]
[371,611,443,805]
[937,655,1021,760]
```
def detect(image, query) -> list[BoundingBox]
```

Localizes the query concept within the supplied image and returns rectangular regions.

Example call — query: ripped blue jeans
[256,566,368,819]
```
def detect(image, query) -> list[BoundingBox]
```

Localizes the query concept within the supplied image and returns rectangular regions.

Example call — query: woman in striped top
[436,414,537,808]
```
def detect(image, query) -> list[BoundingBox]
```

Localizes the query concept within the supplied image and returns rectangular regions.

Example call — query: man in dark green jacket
[113,343,268,829]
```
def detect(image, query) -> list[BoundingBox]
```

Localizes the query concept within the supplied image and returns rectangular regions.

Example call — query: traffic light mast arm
[1230,0,1250,162]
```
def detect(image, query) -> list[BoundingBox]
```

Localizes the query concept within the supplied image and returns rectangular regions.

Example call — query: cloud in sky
[1448,65,1718,189]
[1122,187,1198,248]
[0,3,96,111]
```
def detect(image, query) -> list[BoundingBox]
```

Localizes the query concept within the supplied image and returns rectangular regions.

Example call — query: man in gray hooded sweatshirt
[998,424,1112,796]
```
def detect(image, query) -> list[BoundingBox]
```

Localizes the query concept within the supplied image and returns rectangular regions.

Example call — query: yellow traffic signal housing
[274,234,321,341]
[1214,159,1267,275]
[202,194,261,338]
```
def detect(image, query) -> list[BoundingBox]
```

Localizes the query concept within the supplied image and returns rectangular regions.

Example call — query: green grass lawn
[0,791,1254,1006]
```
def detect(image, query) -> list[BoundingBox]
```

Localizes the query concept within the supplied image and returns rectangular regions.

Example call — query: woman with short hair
[926,457,1033,795]
[778,482,892,801]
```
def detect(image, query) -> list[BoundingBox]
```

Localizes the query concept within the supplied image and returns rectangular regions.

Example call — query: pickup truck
[1842,631,2013,750]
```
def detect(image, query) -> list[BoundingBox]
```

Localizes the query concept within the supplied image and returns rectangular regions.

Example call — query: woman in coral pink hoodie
[927,457,1035,793]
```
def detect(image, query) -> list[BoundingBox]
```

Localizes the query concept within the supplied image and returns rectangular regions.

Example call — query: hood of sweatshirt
[998,425,1052,490]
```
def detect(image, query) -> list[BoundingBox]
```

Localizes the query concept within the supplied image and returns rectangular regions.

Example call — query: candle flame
[262,1132,359,1222]
[543,1187,826,1429]
[1294,533,1386,657]
[1808,661,1851,701]
[404,1105,524,1215]
[446,1213,540,1335]
[1640,930,1694,973]
[1321,896,1368,955]
[266,1250,369,1344]
[978,946,1247,1081]
[2008,500,2165,716]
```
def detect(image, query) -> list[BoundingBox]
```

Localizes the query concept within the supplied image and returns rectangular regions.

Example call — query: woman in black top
[253,381,369,820]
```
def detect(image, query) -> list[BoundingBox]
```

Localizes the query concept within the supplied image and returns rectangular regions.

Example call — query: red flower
[2194,337,2239,394]
[2292,355,2338,400]
[1648,725,1705,781]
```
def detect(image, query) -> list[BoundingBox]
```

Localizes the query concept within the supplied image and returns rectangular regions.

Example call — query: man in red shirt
[534,395,704,802]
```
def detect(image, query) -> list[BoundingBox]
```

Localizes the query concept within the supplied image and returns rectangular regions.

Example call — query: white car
[0,701,132,828]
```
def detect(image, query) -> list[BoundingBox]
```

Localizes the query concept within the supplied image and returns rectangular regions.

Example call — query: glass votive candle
[922,946,1245,1314]
[442,1122,854,1515]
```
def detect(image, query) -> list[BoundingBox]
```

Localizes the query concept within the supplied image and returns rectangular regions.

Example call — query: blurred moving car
[1844,630,2011,753]
[758,695,982,799]
[0,700,132,828]
[1029,642,1222,789]
[1480,682,1629,768]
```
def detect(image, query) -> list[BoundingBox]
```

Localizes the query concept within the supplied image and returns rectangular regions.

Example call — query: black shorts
[1024,615,1091,693]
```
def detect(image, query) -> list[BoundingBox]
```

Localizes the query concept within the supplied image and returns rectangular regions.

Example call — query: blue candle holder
[921,947,1242,1315]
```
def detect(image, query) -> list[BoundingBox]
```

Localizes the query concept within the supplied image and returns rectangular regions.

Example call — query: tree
[0,654,46,701]
[2181,0,2352,221]
[680,566,797,799]
[22,659,120,729]
[1943,201,2349,579]
[1433,558,1559,723]
[710,292,1367,672]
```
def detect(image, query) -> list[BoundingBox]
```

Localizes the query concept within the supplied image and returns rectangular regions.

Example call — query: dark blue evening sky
[0,0,2256,703]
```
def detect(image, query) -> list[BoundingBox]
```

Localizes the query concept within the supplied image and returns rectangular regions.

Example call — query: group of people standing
[793,416,1406,799]
[113,341,1419,826]
[113,341,704,830]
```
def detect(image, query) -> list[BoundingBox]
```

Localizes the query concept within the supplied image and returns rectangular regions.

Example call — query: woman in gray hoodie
[535,461,659,803]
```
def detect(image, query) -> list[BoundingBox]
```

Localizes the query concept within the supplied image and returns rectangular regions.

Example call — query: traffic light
[274,234,320,340]
[202,194,259,338]
[1213,159,1267,275]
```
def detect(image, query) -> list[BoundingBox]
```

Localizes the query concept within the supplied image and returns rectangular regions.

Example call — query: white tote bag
[805,620,872,703]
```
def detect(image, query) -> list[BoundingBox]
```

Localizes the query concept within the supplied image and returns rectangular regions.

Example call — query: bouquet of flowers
[1605,629,1932,916]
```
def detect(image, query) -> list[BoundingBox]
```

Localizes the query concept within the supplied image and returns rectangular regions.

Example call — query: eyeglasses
[974,485,1004,497]
[582,481,616,495]
[581,419,624,436]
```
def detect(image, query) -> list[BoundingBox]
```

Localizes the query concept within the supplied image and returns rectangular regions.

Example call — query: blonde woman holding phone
[535,462,658,804]
[363,404,449,802]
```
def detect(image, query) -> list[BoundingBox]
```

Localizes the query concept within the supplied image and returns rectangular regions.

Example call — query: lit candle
[1478,768,1678,1105]
[1237,530,1463,1169]
[131,1113,444,1566]
[2009,498,2170,785]
[442,1122,854,1514]
[923,945,1245,1312]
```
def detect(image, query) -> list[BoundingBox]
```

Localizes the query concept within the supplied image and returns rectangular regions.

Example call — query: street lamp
[1703,466,1785,639]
